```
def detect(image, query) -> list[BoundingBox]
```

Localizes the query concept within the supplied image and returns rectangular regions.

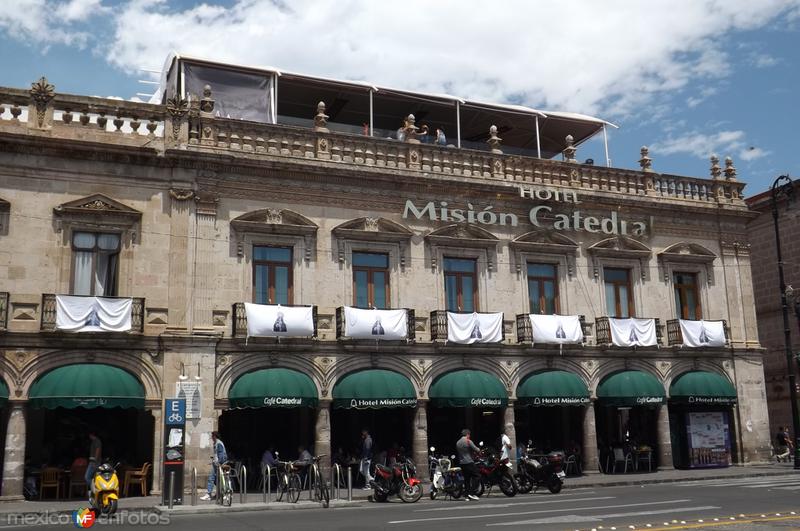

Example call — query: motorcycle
[89,462,120,517]
[514,444,565,494]
[370,457,423,503]
[428,447,465,500]
[474,443,516,497]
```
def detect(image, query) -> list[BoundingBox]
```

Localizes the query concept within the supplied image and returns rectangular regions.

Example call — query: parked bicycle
[275,458,302,503]
[308,454,330,508]
[217,462,234,507]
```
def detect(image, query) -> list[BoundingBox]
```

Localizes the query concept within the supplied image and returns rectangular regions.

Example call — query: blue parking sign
[165,398,186,426]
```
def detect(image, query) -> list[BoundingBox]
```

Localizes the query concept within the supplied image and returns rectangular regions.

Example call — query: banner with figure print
[446,312,503,344]
[679,319,726,348]
[244,303,315,338]
[529,314,583,345]
[344,306,408,340]
[609,317,658,347]
[56,295,132,332]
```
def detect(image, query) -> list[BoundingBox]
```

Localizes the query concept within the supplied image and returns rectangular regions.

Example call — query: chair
[39,467,61,500]
[564,454,581,476]
[636,449,653,472]
[612,448,632,473]
[123,463,151,497]
[68,464,88,498]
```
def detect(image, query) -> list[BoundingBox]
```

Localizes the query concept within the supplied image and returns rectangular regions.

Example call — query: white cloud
[0,0,105,48]
[651,129,770,162]
[56,0,108,22]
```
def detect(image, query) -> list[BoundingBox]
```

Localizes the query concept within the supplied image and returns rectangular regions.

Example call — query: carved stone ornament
[314,101,329,132]
[200,85,215,114]
[364,217,380,231]
[169,188,194,201]
[166,96,189,141]
[563,134,577,163]
[487,125,503,154]
[30,76,55,128]
[79,199,116,210]
[265,208,283,224]
[639,146,653,172]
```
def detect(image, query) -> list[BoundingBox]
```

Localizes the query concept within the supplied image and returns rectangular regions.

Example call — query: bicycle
[309,455,330,508]
[275,460,302,503]
[216,461,234,507]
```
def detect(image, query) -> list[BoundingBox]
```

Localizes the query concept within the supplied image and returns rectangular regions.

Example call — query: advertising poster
[686,411,731,468]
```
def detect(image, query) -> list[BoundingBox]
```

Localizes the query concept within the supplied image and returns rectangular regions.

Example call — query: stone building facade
[746,181,800,439]
[0,72,771,499]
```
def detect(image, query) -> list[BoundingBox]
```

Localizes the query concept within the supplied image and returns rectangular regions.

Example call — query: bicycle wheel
[276,474,286,502]
[319,481,330,508]
[287,474,301,503]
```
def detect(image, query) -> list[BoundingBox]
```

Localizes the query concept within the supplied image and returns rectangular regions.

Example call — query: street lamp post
[770,174,800,469]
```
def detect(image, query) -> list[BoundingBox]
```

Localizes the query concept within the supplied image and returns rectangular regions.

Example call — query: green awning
[0,378,8,407]
[429,369,508,408]
[29,364,145,409]
[517,370,590,407]
[332,369,417,409]
[596,370,665,407]
[229,368,318,408]
[670,371,737,405]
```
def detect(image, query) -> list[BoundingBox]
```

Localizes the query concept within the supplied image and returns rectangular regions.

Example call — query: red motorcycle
[370,457,423,503]
[474,445,517,497]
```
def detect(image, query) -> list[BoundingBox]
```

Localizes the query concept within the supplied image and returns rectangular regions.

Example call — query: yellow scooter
[90,462,119,517]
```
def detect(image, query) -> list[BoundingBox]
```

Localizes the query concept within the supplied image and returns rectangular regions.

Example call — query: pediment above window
[53,194,142,241]
[230,208,318,237]
[332,217,413,243]
[658,242,716,264]
[424,223,499,249]
[510,230,578,254]
[587,236,651,259]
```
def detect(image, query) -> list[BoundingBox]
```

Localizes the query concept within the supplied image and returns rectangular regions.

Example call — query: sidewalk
[0,463,795,520]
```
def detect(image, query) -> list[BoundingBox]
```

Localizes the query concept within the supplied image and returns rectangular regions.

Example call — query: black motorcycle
[370,457,423,503]
[474,445,517,497]
[514,447,565,494]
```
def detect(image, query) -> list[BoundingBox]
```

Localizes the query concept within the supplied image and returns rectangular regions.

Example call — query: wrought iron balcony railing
[666,319,729,347]
[0,291,8,331]
[231,302,318,338]
[515,314,587,344]
[430,310,506,343]
[335,306,415,341]
[594,316,663,346]
[40,294,144,332]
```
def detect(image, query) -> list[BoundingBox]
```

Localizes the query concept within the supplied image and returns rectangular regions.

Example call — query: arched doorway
[219,368,318,469]
[25,364,154,498]
[427,369,507,455]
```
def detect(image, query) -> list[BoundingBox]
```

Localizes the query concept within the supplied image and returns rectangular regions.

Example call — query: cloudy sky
[1,0,799,194]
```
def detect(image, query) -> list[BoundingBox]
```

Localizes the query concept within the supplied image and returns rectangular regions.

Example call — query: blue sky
[1,0,799,195]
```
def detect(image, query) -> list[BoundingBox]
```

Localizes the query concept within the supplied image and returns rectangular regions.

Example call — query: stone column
[582,402,599,474]
[150,407,163,496]
[1,404,26,500]
[503,402,517,470]
[656,404,674,470]
[412,400,429,480]
[314,401,331,480]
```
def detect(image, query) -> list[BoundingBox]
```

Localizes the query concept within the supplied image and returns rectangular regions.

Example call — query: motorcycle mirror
[429,446,435,452]
[275,451,279,457]
[479,441,484,447]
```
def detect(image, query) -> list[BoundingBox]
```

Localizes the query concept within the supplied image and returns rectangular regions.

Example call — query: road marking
[414,495,611,512]
[487,506,720,526]
[635,514,800,530]
[387,499,692,524]
[771,484,800,490]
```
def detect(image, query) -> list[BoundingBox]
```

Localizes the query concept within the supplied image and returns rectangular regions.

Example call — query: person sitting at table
[296,445,313,488]
[261,445,277,469]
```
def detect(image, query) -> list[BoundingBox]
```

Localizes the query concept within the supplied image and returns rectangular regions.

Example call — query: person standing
[435,127,446,146]
[359,428,374,489]
[85,431,102,488]
[201,431,227,501]
[456,428,481,500]
[776,426,793,462]
[500,423,514,462]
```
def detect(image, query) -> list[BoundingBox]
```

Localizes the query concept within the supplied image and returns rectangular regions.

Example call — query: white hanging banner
[344,306,408,340]
[244,303,315,338]
[679,319,726,348]
[609,318,658,347]
[446,312,503,344]
[56,295,132,332]
[529,314,583,345]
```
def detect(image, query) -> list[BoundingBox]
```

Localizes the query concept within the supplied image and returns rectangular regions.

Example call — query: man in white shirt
[500,423,514,461]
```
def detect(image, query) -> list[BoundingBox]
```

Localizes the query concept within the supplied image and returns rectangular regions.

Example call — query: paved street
[3,473,799,530]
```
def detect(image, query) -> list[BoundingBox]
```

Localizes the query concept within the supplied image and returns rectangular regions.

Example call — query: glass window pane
[686,288,697,320]
[73,232,96,249]
[461,276,474,312]
[73,251,93,296]
[254,246,291,262]
[443,258,475,273]
[605,283,616,317]
[354,270,369,308]
[274,266,289,304]
[528,263,555,278]
[543,280,556,314]
[674,287,683,319]
[254,264,269,304]
[445,275,458,311]
[97,233,120,250]
[604,268,628,282]
[373,271,387,309]
[619,285,630,317]
[353,252,388,268]
[529,281,541,314]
